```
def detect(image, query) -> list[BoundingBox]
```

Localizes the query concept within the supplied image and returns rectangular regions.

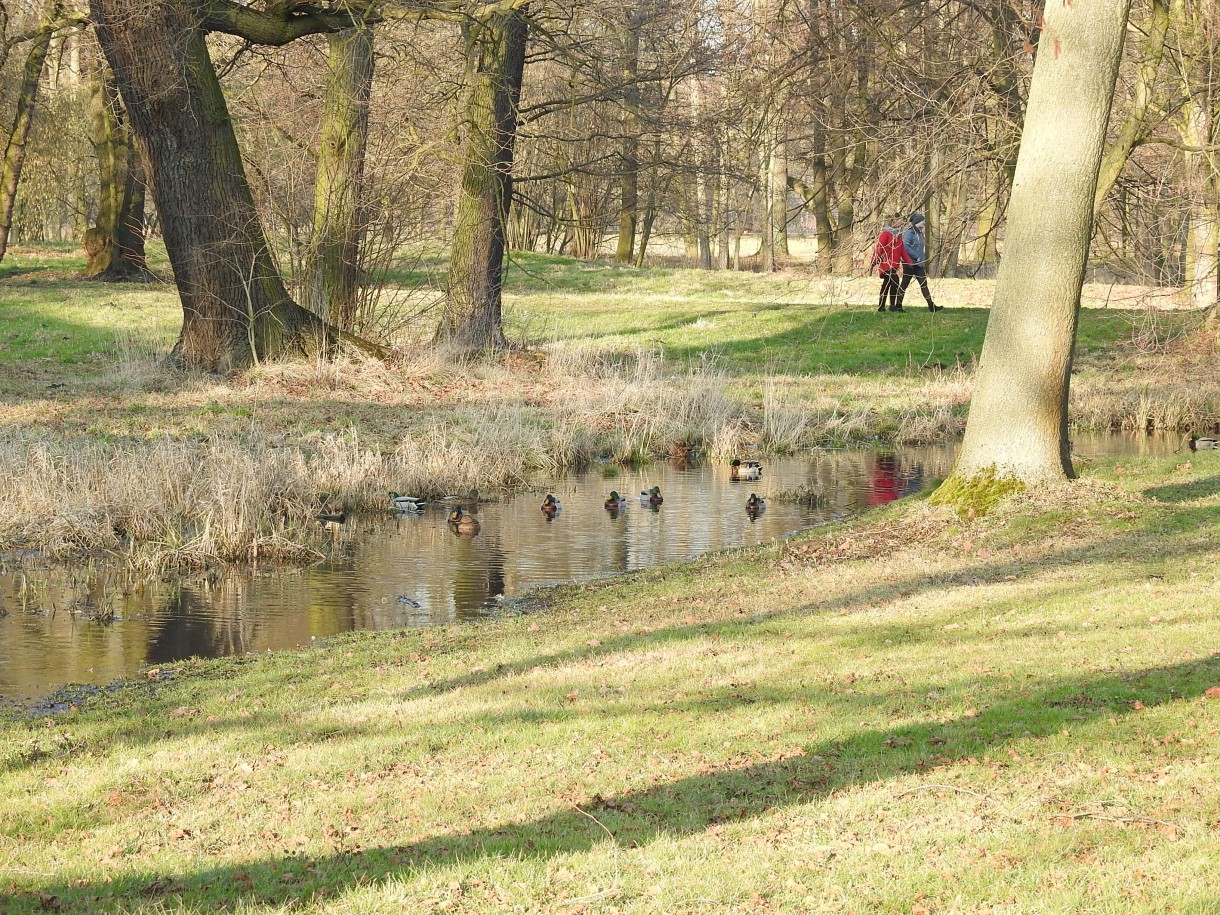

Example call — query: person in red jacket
[870,217,911,313]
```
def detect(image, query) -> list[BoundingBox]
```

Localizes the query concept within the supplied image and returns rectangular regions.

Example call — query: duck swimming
[604,491,623,510]
[390,492,426,512]
[541,493,562,516]
[745,493,766,512]
[639,485,663,506]
[447,506,481,534]
[730,459,763,481]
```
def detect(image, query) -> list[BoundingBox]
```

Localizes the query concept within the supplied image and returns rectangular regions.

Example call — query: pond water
[0,434,1184,699]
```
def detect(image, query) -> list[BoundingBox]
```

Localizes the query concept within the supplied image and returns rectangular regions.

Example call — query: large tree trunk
[307,23,374,331]
[92,0,326,371]
[83,57,147,280]
[0,5,58,262]
[439,7,528,348]
[940,0,1131,491]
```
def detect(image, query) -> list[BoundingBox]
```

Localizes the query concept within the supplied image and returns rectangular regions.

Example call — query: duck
[730,459,763,481]
[604,490,624,510]
[541,493,562,516]
[447,506,481,534]
[745,493,766,513]
[317,511,347,525]
[639,485,663,506]
[1187,434,1219,451]
[390,492,426,513]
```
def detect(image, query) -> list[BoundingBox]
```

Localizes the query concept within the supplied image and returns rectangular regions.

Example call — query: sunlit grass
[2,452,1218,912]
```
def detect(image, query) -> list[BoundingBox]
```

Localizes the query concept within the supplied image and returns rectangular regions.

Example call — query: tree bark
[307,23,374,331]
[613,9,641,265]
[1182,94,1219,310]
[84,57,147,280]
[942,0,1131,490]
[91,0,326,372]
[439,7,528,348]
[1092,0,1169,216]
[0,5,59,262]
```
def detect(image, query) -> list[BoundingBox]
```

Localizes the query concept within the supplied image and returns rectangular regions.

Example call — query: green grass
[0,245,1173,381]
[2,452,1219,912]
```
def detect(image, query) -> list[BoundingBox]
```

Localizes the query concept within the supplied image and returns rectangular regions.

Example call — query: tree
[437,3,529,348]
[83,56,148,280]
[306,21,375,331]
[89,0,363,371]
[937,0,1133,492]
[0,2,65,262]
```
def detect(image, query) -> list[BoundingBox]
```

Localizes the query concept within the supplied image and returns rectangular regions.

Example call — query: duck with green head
[639,485,663,506]
[390,492,425,513]
[447,506,481,534]
[604,491,623,510]
[541,493,562,517]
[1187,434,1219,451]
[746,492,766,512]
[730,459,763,481]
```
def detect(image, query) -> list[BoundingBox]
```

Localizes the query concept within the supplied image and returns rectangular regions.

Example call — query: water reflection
[0,435,1181,698]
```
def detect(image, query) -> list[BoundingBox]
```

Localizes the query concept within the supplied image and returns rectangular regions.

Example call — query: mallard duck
[447,506,481,534]
[604,490,623,510]
[730,459,763,480]
[745,493,766,512]
[639,485,663,506]
[541,493,562,516]
[1187,434,1219,451]
[390,492,426,512]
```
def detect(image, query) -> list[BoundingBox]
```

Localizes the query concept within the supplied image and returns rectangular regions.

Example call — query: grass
[2,451,1219,912]
[0,243,1216,567]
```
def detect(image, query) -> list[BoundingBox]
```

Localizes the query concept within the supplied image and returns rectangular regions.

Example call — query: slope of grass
[2,453,1219,913]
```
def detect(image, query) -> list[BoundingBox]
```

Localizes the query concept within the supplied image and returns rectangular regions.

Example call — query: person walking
[899,213,943,312]
[871,217,911,312]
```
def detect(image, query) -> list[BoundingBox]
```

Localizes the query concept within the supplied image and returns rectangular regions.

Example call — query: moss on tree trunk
[83,58,147,281]
[306,23,374,331]
[438,7,529,349]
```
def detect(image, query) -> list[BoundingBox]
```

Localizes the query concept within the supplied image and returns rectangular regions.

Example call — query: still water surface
[0,434,1181,698]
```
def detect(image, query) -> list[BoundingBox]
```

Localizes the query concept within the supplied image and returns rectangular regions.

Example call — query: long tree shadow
[20,655,1219,911]
[1144,474,1220,504]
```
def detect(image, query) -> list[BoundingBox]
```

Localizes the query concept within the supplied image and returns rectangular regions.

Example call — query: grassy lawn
[2,451,1219,912]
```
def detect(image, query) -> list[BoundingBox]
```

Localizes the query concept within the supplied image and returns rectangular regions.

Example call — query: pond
[0,434,1184,699]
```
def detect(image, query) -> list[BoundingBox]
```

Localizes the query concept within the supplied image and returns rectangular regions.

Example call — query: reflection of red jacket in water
[868,454,901,506]
[872,229,912,274]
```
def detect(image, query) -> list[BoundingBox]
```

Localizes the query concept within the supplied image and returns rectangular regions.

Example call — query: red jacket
[872,229,911,273]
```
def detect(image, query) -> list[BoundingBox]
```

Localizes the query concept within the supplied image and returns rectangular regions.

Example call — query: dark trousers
[878,269,901,311]
[899,263,934,308]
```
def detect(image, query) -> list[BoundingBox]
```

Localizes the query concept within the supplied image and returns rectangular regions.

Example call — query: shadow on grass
[1143,474,1220,504]
[18,655,1219,911]
[384,502,1216,706]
